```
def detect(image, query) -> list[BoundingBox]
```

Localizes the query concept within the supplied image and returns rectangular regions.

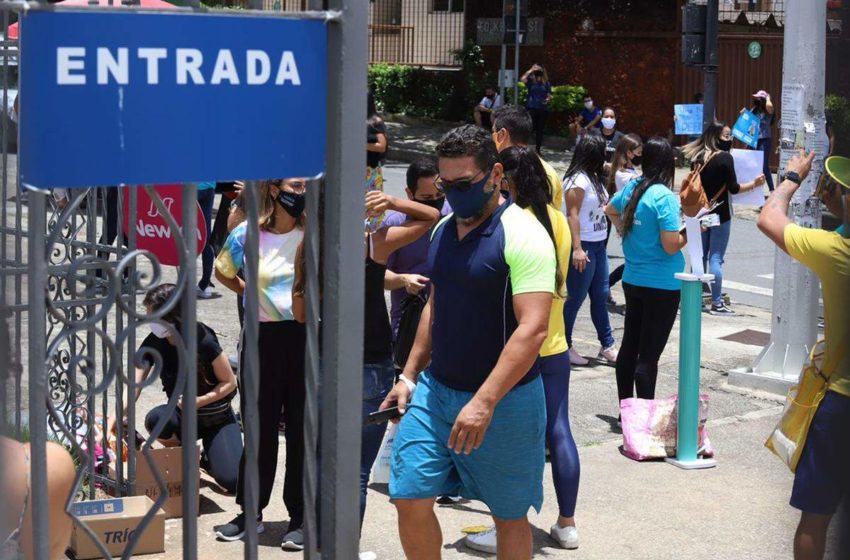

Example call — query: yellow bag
[765,341,830,473]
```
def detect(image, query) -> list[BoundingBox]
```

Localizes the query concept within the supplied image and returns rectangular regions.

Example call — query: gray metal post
[321,0,367,557]
[729,0,826,394]
[499,43,507,104]
[513,2,520,106]
[180,183,198,560]
[702,0,718,130]
[27,191,50,560]
[242,180,261,559]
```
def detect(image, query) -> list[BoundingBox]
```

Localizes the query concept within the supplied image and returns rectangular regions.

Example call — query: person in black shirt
[292,188,440,535]
[589,106,625,167]
[683,122,765,315]
[110,283,241,494]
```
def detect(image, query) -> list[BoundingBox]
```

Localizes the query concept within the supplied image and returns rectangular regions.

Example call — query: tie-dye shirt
[214,223,303,322]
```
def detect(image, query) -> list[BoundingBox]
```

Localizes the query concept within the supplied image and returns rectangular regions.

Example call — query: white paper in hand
[730,148,766,207]
[684,217,705,277]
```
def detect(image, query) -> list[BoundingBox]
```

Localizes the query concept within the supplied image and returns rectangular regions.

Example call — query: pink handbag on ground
[620,395,715,461]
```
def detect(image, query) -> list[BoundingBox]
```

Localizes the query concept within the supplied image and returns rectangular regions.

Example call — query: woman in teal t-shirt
[605,137,687,410]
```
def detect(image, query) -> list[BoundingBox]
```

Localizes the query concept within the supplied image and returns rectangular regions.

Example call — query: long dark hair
[367,90,383,128]
[621,137,676,235]
[607,133,642,196]
[563,134,607,204]
[500,146,564,296]
[143,283,182,325]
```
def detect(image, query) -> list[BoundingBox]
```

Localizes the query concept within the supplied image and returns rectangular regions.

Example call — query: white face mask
[150,322,171,339]
[584,101,594,110]
[601,117,616,130]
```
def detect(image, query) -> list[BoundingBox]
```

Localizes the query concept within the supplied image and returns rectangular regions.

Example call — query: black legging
[528,107,548,152]
[605,218,625,290]
[236,320,305,528]
[144,405,242,494]
[616,283,680,403]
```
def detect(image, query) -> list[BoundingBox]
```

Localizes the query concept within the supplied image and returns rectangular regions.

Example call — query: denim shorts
[791,391,850,515]
[389,371,546,519]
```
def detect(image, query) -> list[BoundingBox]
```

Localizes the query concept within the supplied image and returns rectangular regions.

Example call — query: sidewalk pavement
[137,275,800,559]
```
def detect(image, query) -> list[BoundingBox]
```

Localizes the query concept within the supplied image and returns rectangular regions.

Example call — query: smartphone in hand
[365,406,401,426]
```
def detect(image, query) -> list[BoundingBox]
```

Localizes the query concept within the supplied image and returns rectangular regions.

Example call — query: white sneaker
[550,523,579,550]
[197,286,214,299]
[597,346,618,363]
[359,553,377,560]
[464,526,497,554]
[568,347,589,366]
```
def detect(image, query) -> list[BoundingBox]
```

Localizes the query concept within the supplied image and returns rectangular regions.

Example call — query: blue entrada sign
[20,10,327,188]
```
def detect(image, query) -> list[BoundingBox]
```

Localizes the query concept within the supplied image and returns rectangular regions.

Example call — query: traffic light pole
[729,0,826,394]
[513,1,520,105]
[702,0,718,129]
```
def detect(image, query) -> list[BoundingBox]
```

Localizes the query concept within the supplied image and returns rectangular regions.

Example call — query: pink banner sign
[122,184,207,267]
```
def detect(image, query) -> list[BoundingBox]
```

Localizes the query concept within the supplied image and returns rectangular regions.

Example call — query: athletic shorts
[389,371,546,520]
[790,391,850,515]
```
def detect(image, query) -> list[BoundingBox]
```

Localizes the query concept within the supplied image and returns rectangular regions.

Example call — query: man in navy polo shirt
[381,125,556,559]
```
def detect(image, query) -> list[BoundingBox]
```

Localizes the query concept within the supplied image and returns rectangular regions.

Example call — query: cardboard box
[109,445,200,519]
[70,496,165,559]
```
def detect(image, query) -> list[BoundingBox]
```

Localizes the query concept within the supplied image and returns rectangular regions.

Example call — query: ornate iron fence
[0,1,366,559]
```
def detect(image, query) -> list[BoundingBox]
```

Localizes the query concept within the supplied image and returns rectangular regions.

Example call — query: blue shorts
[790,391,850,515]
[389,371,546,520]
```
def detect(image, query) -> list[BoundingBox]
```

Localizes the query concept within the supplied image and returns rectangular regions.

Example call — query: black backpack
[393,292,428,371]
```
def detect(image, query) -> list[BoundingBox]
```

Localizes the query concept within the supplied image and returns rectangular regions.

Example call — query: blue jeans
[564,240,615,349]
[701,220,732,306]
[197,187,215,290]
[360,358,396,527]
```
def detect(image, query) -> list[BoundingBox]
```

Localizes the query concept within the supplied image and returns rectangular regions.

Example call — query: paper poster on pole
[674,104,704,136]
[730,148,766,207]
[732,110,760,148]
[780,83,805,131]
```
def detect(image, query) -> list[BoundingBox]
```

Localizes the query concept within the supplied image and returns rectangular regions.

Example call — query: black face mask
[631,155,643,167]
[416,197,445,212]
[275,191,306,218]
[718,139,733,152]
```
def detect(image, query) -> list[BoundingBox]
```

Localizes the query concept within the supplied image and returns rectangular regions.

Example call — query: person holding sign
[746,90,776,191]
[683,122,765,315]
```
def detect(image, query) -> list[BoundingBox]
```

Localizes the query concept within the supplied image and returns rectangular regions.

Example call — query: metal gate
[0,1,366,559]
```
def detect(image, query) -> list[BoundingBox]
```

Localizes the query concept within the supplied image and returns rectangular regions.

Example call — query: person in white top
[605,133,643,301]
[473,86,504,130]
[562,134,618,366]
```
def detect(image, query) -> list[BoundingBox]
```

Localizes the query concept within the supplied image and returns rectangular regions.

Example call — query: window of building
[432,0,464,14]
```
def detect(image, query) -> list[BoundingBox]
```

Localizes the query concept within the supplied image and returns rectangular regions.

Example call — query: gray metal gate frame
[0,1,366,558]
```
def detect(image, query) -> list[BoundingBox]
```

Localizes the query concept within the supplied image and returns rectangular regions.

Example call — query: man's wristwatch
[781,171,803,185]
